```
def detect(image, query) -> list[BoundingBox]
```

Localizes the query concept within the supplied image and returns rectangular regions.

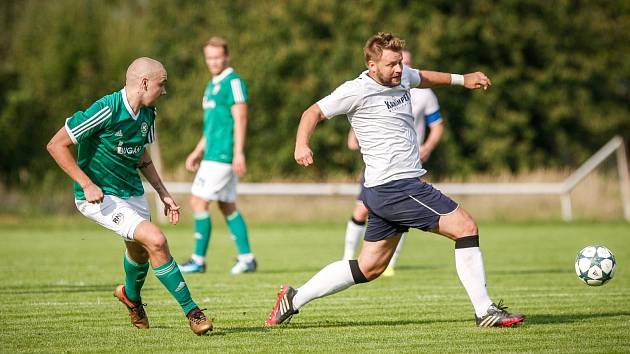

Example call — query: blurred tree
[0,0,628,193]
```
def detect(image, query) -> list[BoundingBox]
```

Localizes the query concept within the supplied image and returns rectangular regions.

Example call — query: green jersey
[201,67,248,163]
[65,88,156,200]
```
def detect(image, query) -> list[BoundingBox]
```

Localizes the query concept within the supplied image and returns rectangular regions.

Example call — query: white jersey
[317,66,425,187]
[410,88,441,144]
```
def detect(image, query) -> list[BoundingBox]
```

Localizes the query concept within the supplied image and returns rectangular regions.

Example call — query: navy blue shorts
[362,178,458,241]
[357,176,367,203]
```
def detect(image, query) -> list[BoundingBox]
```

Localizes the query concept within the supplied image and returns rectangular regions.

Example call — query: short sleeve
[423,89,442,125]
[316,81,361,119]
[403,65,421,88]
[64,99,113,144]
[230,78,248,104]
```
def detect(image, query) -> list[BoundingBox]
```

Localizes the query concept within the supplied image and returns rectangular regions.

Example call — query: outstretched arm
[295,103,327,167]
[419,70,491,90]
[46,127,104,203]
[138,151,180,225]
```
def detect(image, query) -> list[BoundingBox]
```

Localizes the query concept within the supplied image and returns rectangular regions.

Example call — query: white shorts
[75,195,151,241]
[191,160,238,202]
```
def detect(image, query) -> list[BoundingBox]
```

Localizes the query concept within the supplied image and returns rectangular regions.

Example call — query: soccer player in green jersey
[47,57,212,335]
[179,37,256,275]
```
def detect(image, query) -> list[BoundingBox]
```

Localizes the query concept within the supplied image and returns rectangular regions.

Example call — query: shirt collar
[121,88,139,120]
[212,67,234,84]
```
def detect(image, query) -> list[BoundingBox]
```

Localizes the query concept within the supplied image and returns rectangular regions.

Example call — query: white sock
[191,254,205,265]
[343,219,365,260]
[293,261,356,309]
[455,245,493,317]
[387,233,407,268]
[238,253,254,262]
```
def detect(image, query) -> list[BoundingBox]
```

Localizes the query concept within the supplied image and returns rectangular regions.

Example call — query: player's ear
[141,77,149,91]
[367,60,377,73]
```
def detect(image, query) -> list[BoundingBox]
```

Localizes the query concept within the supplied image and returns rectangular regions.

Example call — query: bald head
[124,57,168,108]
[126,57,166,86]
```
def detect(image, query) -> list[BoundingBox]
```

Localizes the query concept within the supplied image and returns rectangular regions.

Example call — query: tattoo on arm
[138,160,153,169]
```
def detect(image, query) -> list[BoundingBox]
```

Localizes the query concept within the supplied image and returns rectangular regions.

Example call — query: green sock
[226,211,251,255]
[124,252,149,303]
[193,212,212,258]
[153,258,197,315]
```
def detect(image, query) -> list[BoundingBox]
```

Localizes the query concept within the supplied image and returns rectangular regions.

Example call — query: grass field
[1,217,629,353]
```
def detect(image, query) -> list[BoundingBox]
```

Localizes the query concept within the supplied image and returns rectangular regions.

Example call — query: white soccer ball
[575,245,616,286]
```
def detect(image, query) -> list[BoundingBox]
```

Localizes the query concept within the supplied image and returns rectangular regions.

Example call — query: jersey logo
[202,97,216,109]
[115,130,123,137]
[141,122,148,136]
[212,84,220,95]
[116,141,143,155]
[384,91,411,111]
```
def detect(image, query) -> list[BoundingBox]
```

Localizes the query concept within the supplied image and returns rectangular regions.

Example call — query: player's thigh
[352,202,369,221]
[191,160,236,202]
[364,178,458,234]
[75,195,150,241]
[436,206,478,239]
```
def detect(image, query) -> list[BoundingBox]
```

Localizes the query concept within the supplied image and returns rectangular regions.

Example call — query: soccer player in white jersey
[342,49,445,277]
[266,32,525,328]
[47,58,212,335]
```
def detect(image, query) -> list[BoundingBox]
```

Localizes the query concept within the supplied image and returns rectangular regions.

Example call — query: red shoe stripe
[498,316,525,327]
[265,285,288,326]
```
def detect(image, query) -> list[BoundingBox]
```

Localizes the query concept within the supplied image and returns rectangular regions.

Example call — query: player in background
[46,57,212,335]
[266,32,525,328]
[343,49,445,277]
[179,37,257,275]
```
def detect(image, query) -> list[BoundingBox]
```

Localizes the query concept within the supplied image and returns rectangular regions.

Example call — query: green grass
[1,218,629,353]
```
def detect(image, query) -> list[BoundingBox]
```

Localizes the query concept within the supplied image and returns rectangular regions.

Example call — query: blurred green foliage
[1,0,629,190]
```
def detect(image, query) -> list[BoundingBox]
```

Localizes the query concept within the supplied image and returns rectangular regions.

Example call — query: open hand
[162,195,181,225]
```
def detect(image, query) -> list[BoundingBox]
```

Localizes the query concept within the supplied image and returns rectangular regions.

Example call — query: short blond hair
[363,32,405,65]
[204,36,229,55]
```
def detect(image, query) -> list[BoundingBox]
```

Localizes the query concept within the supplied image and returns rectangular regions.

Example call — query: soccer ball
[575,245,616,286]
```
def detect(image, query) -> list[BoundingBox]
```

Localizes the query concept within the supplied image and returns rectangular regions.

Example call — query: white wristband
[450,74,465,86]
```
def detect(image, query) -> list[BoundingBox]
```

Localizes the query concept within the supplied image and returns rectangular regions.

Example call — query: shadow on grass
[528,311,630,325]
[1,284,121,295]
[491,268,568,275]
[217,318,466,335]
[216,312,630,335]
[395,264,449,271]
[254,267,327,275]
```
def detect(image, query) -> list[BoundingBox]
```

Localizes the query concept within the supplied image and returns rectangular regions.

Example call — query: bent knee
[460,217,478,236]
[144,231,168,253]
[446,208,478,237]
